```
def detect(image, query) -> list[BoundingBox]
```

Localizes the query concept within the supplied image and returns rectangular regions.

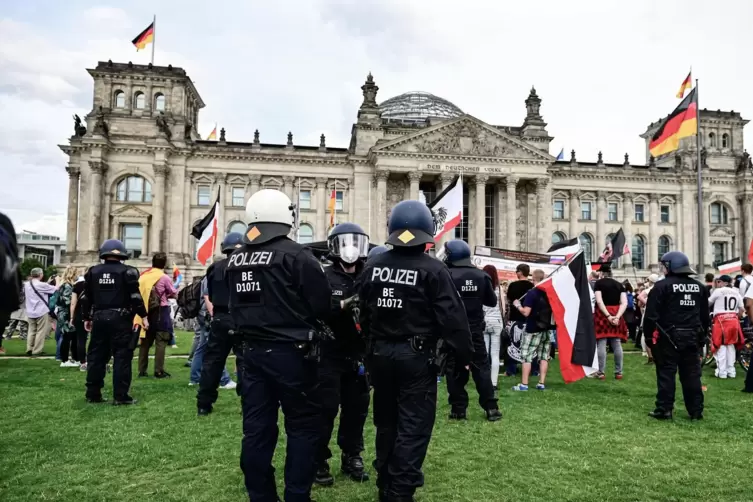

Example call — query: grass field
[1,336,752,502]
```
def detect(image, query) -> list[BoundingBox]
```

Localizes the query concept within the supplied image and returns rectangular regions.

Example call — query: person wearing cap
[643,251,708,420]
[708,275,745,379]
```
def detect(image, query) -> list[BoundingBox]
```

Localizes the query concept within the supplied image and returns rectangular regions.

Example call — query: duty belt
[213,305,230,314]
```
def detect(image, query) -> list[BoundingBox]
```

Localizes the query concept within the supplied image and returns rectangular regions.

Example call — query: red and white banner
[428,175,463,240]
[191,194,220,265]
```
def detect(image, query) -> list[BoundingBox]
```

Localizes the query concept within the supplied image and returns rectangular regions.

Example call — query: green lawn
[0,350,751,501]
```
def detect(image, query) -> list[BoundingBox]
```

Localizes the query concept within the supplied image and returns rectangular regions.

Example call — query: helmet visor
[329,233,370,264]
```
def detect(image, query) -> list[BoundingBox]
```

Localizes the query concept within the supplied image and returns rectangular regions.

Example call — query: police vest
[209,258,231,310]
[88,263,129,309]
[323,264,362,352]
[448,265,487,329]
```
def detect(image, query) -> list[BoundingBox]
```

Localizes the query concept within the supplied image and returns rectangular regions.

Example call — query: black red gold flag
[132,22,155,51]
[649,88,698,157]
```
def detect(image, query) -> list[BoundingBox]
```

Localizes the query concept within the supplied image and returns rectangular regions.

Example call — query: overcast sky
[2,0,752,239]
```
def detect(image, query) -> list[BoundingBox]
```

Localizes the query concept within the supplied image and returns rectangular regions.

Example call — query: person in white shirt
[637,274,660,362]
[708,275,744,379]
[738,264,753,299]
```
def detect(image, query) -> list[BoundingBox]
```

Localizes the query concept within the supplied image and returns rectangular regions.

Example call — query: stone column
[215,174,226,254]
[375,170,390,245]
[88,161,107,250]
[496,180,506,247]
[596,191,607,253]
[184,173,192,257]
[249,174,261,196]
[649,193,660,267]
[569,189,581,241]
[474,175,489,249]
[408,171,422,200]
[467,182,476,249]
[438,173,455,247]
[506,176,519,251]
[702,191,712,269]
[65,164,80,255]
[283,176,295,200]
[151,163,169,254]
[537,178,551,252]
[622,192,634,267]
[740,194,753,260]
[315,177,327,240]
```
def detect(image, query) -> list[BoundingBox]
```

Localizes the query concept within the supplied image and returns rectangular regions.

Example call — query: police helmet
[243,189,296,244]
[221,232,244,254]
[659,251,695,275]
[443,239,472,266]
[386,200,435,248]
[367,245,389,262]
[99,239,129,260]
[328,222,369,264]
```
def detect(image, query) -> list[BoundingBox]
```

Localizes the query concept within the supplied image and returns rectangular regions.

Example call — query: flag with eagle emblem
[428,174,463,240]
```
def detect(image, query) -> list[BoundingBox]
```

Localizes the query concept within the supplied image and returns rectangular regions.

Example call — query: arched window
[154,93,165,111]
[722,133,729,149]
[114,90,125,108]
[133,92,145,109]
[579,233,593,262]
[658,235,671,260]
[551,231,567,245]
[710,202,729,225]
[298,224,314,244]
[632,235,646,269]
[227,221,246,234]
[116,176,152,203]
[709,132,717,148]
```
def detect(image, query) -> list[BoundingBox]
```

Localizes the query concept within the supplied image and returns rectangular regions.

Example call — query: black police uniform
[446,263,499,416]
[315,262,370,481]
[82,261,147,403]
[197,258,242,412]
[226,231,331,502]
[643,275,709,418]
[360,248,473,501]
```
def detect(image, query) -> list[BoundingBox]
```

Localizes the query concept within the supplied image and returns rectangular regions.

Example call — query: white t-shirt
[709,286,743,316]
[739,276,752,299]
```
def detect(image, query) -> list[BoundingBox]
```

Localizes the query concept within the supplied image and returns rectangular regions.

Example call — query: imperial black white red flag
[428,175,463,240]
[547,237,581,260]
[535,251,598,383]
[191,193,220,265]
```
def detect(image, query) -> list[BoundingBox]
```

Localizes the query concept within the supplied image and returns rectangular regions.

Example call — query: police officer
[225,189,331,502]
[443,239,502,421]
[82,239,148,405]
[359,200,473,502]
[314,222,371,486]
[368,245,389,261]
[643,251,709,420]
[196,232,244,416]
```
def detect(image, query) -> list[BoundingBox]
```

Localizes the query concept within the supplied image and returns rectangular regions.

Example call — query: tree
[20,259,58,280]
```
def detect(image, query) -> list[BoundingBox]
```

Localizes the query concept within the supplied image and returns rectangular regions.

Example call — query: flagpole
[295,177,301,242]
[151,15,156,66]
[695,79,703,274]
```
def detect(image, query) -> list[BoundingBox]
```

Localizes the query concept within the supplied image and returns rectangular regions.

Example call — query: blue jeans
[190,315,230,385]
[55,321,64,359]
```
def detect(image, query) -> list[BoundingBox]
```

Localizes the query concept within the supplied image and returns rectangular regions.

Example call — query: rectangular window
[581,201,592,220]
[553,200,564,220]
[335,190,344,211]
[231,187,245,207]
[608,202,618,221]
[299,190,311,210]
[121,224,143,259]
[197,185,210,206]
[660,205,670,223]
[634,203,645,222]
[712,242,726,265]
[127,176,144,203]
[711,204,721,224]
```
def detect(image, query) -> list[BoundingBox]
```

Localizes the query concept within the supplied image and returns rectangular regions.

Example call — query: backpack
[147,285,162,325]
[0,213,22,313]
[177,277,203,319]
[534,290,555,331]
[626,292,635,309]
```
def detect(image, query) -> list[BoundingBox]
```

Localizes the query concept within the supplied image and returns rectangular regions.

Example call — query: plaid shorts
[520,329,554,363]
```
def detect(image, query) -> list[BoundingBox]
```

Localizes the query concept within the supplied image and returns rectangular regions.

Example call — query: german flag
[132,22,155,51]
[676,71,692,99]
[649,88,697,158]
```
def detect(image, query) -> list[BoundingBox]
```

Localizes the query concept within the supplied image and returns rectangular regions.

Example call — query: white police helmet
[245,189,295,227]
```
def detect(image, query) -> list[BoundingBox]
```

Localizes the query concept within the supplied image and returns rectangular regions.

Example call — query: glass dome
[379,91,464,122]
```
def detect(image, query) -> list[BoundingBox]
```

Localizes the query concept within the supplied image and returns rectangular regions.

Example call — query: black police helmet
[386,200,435,248]
[328,222,366,239]
[444,239,472,266]
[221,232,244,254]
[99,239,129,260]
[367,245,389,261]
[659,251,695,275]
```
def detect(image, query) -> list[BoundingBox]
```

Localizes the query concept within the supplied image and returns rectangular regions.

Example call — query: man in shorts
[510,269,553,391]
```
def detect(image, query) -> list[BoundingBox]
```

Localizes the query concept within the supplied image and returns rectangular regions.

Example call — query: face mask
[340,245,360,264]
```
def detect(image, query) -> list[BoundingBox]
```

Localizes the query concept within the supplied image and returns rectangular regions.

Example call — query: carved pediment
[261,176,282,188]
[709,225,734,237]
[373,116,553,162]
[111,204,151,219]
[226,175,247,185]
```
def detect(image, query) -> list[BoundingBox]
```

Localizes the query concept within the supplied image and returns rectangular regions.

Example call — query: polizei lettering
[229,251,274,267]
[371,267,418,286]
[672,283,700,294]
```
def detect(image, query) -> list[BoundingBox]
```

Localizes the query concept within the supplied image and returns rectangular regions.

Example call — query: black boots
[448,410,467,420]
[648,409,672,420]
[486,408,503,422]
[314,462,334,486]
[341,453,369,482]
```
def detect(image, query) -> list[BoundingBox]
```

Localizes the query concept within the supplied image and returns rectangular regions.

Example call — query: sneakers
[512,383,528,391]
[154,371,171,379]
[536,383,546,390]
[220,381,237,390]
[79,363,88,372]
[597,372,606,380]
[188,382,198,386]
[615,373,623,380]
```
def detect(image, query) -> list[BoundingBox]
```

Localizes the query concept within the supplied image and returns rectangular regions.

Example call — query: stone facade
[60,61,753,279]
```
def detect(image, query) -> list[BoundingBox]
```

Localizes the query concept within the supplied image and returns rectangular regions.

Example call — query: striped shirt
[483,289,504,329]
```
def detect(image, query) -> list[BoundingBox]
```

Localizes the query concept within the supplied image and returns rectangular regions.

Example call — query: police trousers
[240,340,321,502]
[86,310,133,401]
[653,337,704,416]
[446,332,498,413]
[315,351,370,466]
[369,339,437,499]
[197,312,241,410]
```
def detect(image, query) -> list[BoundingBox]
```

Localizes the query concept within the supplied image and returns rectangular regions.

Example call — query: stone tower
[520,87,552,152]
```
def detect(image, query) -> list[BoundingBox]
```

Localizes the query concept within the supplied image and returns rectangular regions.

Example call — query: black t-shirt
[72,281,86,323]
[507,279,533,323]
[594,278,624,306]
